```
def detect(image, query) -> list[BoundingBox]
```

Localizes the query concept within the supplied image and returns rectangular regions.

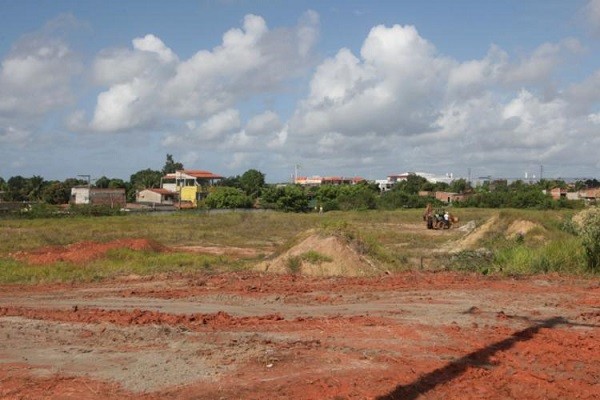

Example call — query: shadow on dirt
[376,316,598,400]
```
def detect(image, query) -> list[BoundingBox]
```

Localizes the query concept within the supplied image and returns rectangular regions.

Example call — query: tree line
[1,155,598,212]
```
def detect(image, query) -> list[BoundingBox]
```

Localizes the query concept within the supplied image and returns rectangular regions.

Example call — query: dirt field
[1,217,599,399]
[1,268,598,399]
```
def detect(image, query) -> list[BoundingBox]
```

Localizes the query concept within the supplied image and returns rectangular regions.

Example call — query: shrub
[205,187,252,209]
[572,207,600,271]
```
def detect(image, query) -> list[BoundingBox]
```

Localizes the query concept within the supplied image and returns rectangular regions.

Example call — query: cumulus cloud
[285,22,596,178]
[0,22,81,119]
[81,11,319,134]
[583,0,600,34]
[245,111,282,136]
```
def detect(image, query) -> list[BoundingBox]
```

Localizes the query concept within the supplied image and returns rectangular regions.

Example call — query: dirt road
[1,271,598,399]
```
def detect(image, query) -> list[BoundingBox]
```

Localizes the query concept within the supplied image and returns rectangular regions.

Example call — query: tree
[95,176,110,188]
[162,154,184,175]
[220,175,241,188]
[0,177,7,200]
[205,187,252,209]
[277,185,309,212]
[41,181,71,204]
[130,169,162,190]
[27,175,47,201]
[6,176,28,201]
[239,169,265,198]
[393,174,428,194]
[449,178,470,193]
[260,185,309,212]
[129,169,162,202]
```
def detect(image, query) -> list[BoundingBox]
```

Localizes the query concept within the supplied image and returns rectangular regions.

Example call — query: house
[136,188,178,205]
[578,188,600,203]
[161,170,223,207]
[434,191,469,204]
[295,176,365,186]
[549,187,567,200]
[70,187,126,208]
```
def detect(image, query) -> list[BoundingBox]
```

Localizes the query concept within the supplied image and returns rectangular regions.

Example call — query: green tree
[162,154,184,175]
[449,178,470,193]
[41,181,71,204]
[6,176,28,201]
[260,185,309,212]
[205,187,252,209]
[239,169,265,198]
[108,178,126,188]
[27,175,47,201]
[130,169,162,189]
[129,169,162,202]
[95,176,110,188]
[393,174,428,194]
[220,175,241,188]
[0,177,7,200]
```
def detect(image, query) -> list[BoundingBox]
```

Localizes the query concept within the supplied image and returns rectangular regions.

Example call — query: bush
[205,187,252,209]
[572,207,600,271]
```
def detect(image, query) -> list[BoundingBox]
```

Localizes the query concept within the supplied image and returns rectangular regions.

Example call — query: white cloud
[83,12,318,133]
[0,125,31,147]
[584,0,600,34]
[0,32,80,118]
[245,110,282,136]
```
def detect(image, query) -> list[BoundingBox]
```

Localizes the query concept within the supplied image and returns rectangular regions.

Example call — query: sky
[1,0,600,183]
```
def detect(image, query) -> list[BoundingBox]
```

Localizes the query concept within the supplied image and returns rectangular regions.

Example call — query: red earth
[0,267,598,399]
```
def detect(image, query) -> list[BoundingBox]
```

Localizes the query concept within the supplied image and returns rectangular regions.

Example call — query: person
[443,210,450,228]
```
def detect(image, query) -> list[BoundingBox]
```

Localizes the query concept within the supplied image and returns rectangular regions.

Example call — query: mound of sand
[11,238,168,265]
[505,220,543,239]
[256,233,378,277]
[448,215,499,254]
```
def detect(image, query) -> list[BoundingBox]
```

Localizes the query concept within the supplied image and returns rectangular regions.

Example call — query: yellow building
[161,170,223,207]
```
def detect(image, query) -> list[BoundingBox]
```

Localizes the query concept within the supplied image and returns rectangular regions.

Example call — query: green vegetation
[205,187,252,209]
[0,208,598,284]
[571,207,600,271]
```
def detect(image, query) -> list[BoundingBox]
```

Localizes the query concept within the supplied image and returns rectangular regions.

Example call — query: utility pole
[293,164,301,184]
[540,165,543,181]
[77,174,91,188]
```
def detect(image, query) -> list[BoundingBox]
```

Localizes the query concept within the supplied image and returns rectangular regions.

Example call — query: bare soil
[1,235,599,399]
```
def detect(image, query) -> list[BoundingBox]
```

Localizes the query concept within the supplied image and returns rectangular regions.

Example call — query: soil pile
[256,232,378,277]
[505,219,543,239]
[11,238,168,265]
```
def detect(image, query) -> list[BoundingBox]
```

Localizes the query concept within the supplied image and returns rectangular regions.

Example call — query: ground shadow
[376,316,597,400]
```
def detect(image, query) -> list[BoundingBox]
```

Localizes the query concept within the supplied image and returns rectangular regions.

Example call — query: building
[434,191,468,204]
[136,188,178,205]
[549,187,567,200]
[294,176,364,186]
[578,188,600,203]
[161,170,223,207]
[70,187,126,208]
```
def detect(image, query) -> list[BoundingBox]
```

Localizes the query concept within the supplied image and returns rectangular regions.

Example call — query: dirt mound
[505,220,543,239]
[256,232,378,277]
[11,238,168,265]
[448,215,499,253]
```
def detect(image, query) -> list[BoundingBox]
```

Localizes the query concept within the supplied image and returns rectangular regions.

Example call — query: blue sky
[1,0,599,182]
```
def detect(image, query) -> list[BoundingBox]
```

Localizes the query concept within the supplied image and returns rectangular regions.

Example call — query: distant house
[295,176,365,186]
[434,191,469,204]
[70,187,126,208]
[549,187,567,200]
[579,188,600,203]
[161,170,223,207]
[136,188,178,205]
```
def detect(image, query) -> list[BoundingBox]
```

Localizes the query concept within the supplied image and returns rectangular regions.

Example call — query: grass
[0,208,595,283]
